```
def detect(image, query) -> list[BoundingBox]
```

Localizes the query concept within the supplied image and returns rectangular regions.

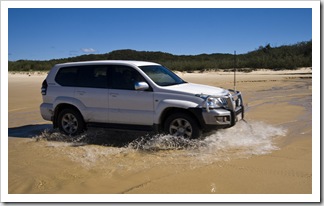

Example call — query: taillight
[41,79,48,95]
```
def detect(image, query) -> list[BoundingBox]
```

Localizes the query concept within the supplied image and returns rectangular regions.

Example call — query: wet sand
[5,68,317,202]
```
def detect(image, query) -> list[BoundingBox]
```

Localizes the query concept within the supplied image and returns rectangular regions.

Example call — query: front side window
[109,65,146,90]
[139,65,186,86]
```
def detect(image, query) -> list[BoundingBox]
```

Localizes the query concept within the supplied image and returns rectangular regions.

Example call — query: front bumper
[202,105,244,128]
[201,90,244,129]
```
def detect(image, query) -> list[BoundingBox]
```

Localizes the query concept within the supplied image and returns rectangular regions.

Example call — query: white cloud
[81,48,96,53]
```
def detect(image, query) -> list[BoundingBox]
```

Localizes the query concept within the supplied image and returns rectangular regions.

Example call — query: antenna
[234,50,237,91]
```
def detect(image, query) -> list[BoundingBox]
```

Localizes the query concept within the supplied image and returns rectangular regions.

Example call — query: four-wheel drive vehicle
[40,60,244,139]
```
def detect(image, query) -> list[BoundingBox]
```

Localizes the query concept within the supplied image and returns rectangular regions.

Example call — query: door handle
[76,91,86,95]
[110,93,119,97]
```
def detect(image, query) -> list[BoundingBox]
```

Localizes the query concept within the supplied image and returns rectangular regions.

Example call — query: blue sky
[8,7,312,61]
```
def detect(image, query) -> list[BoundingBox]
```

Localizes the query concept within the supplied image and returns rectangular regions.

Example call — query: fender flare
[53,97,88,126]
[154,99,199,124]
[53,96,86,111]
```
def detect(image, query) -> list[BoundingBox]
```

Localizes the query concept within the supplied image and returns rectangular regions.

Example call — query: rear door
[74,65,109,123]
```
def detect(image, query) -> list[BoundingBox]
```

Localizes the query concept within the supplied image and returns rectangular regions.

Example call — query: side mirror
[135,82,149,91]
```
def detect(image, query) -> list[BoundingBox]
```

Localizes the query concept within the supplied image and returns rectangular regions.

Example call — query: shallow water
[33,120,286,169]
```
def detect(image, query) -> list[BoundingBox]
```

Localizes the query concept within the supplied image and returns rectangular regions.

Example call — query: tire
[57,108,85,136]
[164,112,201,139]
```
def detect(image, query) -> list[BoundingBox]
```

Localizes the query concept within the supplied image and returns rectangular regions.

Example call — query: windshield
[139,65,186,86]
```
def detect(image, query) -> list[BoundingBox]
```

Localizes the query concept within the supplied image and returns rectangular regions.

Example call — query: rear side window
[77,66,108,88]
[55,67,78,86]
[55,66,108,88]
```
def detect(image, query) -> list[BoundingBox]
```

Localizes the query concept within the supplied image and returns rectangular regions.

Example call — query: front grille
[235,98,241,107]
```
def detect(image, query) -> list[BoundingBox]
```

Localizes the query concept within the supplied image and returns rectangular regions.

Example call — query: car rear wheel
[58,108,85,136]
[164,113,201,139]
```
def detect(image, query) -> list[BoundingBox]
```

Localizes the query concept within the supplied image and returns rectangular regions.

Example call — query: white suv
[40,60,244,139]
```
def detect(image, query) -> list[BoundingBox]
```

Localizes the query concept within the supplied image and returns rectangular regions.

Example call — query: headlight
[196,94,228,112]
[206,97,223,109]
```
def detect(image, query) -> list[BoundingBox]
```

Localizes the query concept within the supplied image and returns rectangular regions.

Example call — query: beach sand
[6,68,315,201]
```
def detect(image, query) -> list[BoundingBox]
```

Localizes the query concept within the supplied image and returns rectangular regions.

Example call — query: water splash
[130,121,285,152]
[33,121,286,166]
[191,121,286,162]
[127,134,205,151]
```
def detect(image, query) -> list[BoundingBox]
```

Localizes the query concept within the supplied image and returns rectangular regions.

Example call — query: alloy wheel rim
[169,118,192,138]
[61,113,78,134]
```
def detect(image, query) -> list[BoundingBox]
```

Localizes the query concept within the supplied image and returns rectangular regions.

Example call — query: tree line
[8,40,311,72]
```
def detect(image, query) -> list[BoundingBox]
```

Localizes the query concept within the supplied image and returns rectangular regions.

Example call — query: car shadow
[8,124,53,138]
[8,124,154,148]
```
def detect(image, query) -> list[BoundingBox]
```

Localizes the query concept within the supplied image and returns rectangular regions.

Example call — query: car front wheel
[58,108,85,136]
[164,113,201,139]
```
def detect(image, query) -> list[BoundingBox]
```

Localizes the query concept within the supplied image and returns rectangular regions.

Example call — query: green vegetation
[8,40,311,72]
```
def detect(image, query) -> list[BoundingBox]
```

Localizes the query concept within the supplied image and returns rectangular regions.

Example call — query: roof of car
[55,60,161,67]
